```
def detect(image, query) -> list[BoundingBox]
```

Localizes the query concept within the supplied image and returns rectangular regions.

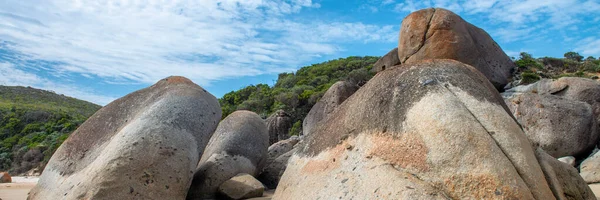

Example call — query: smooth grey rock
[29,76,221,200]
[266,110,292,145]
[187,110,268,199]
[505,93,598,157]
[372,47,400,73]
[218,173,265,200]
[303,81,358,136]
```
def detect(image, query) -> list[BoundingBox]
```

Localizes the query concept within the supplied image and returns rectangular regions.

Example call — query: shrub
[521,72,540,84]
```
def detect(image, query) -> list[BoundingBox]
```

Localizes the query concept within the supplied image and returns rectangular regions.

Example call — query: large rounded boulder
[505,93,598,157]
[398,8,516,90]
[29,76,222,200]
[187,110,268,199]
[303,81,358,136]
[274,59,557,199]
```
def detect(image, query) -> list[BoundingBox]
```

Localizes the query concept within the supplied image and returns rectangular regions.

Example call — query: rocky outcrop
[29,76,222,200]
[372,47,400,73]
[218,173,265,200]
[398,8,516,90]
[187,111,268,199]
[0,172,11,183]
[303,81,358,136]
[266,110,292,145]
[505,93,598,157]
[580,151,600,183]
[258,136,301,189]
[535,149,596,200]
[274,59,556,199]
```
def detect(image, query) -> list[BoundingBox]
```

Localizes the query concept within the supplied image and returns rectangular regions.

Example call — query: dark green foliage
[289,120,302,136]
[515,52,543,71]
[0,86,101,174]
[219,56,378,134]
[564,51,584,62]
[521,72,541,84]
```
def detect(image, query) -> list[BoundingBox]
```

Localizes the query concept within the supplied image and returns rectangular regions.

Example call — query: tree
[520,52,533,60]
[585,56,596,62]
[564,52,583,62]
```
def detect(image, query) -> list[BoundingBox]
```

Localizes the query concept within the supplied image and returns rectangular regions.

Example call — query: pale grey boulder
[274,59,555,199]
[303,81,358,136]
[266,110,292,145]
[258,136,301,189]
[187,110,268,199]
[535,148,595,199]
[218,173,265,200]
[580,151,600,184]
[505,93,598,158]
[29,76,222,200]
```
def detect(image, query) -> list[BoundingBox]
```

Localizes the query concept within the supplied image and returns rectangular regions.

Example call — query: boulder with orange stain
[0,172,11,183]
[398,8,516,90]
[274,59,562,199]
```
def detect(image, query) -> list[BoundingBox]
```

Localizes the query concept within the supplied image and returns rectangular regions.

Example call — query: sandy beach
[0,179,596,200]
[0,177,38,200]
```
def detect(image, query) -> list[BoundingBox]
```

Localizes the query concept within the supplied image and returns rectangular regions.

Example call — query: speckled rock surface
[505,93,598,158]
[274,59,555,199]
[535,148,595,199]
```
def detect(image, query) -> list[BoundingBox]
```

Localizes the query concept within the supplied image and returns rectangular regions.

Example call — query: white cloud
[0,0,395,90]
[575,37,600,56]
[0,62,116,105]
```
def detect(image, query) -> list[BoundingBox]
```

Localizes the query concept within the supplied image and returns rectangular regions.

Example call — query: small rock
[0,172,11,183]
[218,173,265,200]
[558,156,576,167]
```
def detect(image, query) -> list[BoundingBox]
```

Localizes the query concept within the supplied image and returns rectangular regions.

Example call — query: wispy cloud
[0,0,395,103]
[575,37,600,56]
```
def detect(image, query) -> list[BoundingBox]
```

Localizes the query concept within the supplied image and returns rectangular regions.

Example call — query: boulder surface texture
[187,110,268,199]
[29,76,222,200]
[274,59,561,199]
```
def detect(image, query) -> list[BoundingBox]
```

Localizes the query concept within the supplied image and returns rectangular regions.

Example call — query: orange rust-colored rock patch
[368,133,430,172]
[0,172,12,183]
[443,174,522,199]
[300,141,346,174]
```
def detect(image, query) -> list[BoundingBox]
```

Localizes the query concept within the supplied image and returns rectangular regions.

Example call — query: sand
[1,178,598,200]
[0,177,38,200]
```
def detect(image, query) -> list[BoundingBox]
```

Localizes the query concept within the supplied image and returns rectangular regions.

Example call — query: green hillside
[220,56,379,136]
[220,52,600,137]
[0,86,101,174]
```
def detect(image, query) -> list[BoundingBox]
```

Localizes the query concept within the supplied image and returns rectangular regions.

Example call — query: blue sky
[1,0,599,105]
